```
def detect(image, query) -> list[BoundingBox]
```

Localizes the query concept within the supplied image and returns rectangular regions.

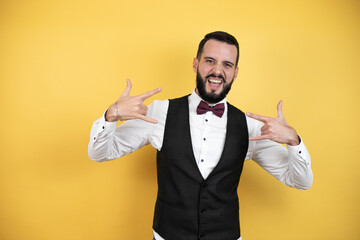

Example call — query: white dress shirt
[88,90,313,240]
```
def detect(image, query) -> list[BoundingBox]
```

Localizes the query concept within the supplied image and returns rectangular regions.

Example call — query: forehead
[201,39,237,63]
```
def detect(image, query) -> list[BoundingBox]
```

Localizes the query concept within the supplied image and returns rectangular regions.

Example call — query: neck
[194,88,225,105]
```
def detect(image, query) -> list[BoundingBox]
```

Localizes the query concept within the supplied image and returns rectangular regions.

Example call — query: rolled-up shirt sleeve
[246,117,313,190]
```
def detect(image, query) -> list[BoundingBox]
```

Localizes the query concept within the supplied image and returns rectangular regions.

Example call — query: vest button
[201,208,207,213]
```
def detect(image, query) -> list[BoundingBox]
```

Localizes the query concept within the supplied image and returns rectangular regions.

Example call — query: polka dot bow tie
[196,100,225,118]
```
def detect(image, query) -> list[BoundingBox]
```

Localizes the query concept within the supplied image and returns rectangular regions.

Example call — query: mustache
[205,74,225,82]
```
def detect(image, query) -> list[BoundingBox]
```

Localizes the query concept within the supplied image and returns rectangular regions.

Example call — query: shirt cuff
[102,110,117,132]
[91,111,117,142]
[286,136,310,164]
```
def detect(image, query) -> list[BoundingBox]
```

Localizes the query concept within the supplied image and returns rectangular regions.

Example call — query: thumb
[277,100,285,121]
[120,79,132,97]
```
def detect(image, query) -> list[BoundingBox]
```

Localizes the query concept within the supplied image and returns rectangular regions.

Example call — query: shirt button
[102,126,105,129]
[205,119,208,122]
[201,159,204,162]
[93,137,96,140]
[299,151,302,154]
[203,138,206,141]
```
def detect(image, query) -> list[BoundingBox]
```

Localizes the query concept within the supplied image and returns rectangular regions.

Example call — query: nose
[213,63,223,76]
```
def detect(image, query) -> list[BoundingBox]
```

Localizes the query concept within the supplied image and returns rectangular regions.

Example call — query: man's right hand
[105,79,162,123]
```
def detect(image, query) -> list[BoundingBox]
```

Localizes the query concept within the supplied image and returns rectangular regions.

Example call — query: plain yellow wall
[1,0,359,239]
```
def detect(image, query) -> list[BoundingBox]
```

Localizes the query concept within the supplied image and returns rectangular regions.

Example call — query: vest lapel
[206,102,231,179]
[182,97,205,181]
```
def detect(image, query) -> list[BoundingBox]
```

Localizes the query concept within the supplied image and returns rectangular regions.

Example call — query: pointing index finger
[246,112,271,123]
[138,87,162,101]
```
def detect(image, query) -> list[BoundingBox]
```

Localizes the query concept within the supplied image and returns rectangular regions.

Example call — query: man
[88,31,313,240]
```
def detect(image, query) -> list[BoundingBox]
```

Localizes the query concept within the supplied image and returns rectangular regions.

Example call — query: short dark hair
[196,31,239,66]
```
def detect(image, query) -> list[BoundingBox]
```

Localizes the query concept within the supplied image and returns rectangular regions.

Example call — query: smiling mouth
[207,78,223,91]
[209,78,222,84]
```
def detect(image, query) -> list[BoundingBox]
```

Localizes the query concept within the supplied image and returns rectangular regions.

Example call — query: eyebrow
[204,57,234,67]
[204,56,216,61]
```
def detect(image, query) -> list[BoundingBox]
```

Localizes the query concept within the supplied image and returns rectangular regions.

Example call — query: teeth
[209,79,222,84]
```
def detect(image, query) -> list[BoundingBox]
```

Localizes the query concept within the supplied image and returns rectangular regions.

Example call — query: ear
[233,67,239,80]
[193,58,198,73]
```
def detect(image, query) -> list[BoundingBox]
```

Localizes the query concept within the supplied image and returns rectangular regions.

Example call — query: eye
[206,59,214,64]
[224,63,233,68]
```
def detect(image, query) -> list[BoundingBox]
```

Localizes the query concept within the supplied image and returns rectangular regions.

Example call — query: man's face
[193,39,239,103]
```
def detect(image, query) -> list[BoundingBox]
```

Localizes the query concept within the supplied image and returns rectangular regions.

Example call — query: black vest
[153,96,249,240]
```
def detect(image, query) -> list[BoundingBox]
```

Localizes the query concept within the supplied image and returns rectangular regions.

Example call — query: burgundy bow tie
[196,101,225,118]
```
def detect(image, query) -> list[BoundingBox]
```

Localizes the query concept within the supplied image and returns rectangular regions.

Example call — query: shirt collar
[189,89,227,116]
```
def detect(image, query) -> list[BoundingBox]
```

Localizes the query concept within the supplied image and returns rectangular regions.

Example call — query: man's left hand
[246,101,300,146]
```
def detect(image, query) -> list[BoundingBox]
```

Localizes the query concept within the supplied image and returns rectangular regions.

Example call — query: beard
[196,70,234,104]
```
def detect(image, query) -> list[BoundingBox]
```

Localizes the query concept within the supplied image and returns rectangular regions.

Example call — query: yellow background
[1,0,359,239]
